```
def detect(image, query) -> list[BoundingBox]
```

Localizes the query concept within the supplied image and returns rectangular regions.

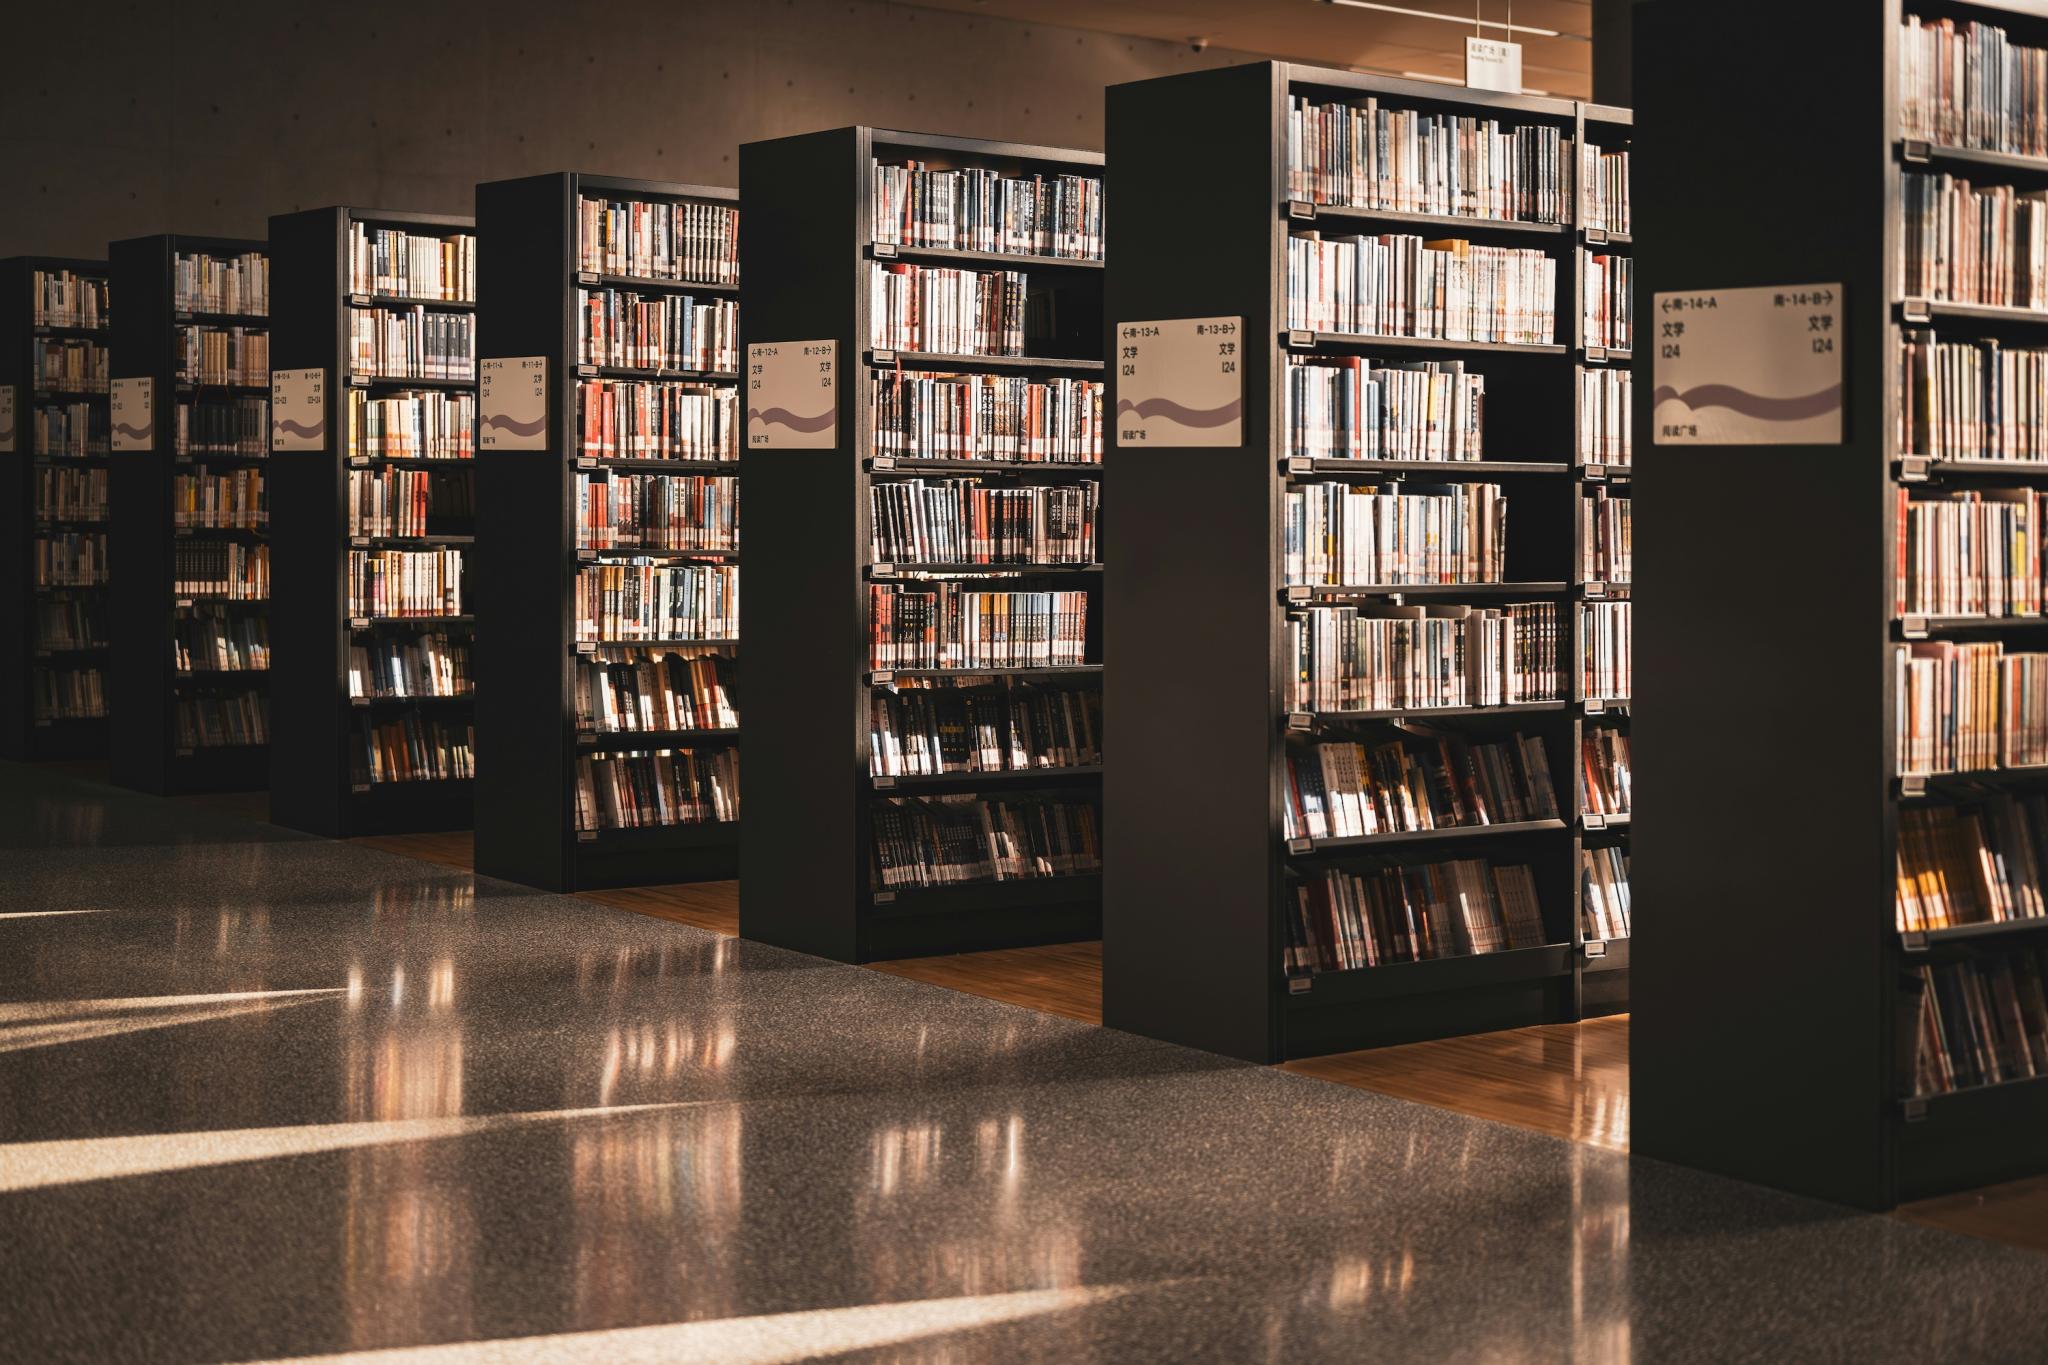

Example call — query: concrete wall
[0,0,1259,259]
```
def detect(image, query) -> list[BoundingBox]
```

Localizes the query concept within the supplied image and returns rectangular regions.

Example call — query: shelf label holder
[1900,616,1930,640]
[872,242,899,260]
[1902,139,1932,164]
[1583,940,1608,959]
[1286,200,1317,221]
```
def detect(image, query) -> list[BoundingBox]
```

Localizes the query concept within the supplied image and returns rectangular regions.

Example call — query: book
[37,596,107,652]
[349,632,469,700]
[176,396,269,458]
[1894,641,2048,774]
[1580,845,1631,941]
[1895,487,2043,617]
[349,225,475,301]
[869,678,1100,776]
[575,562,737,643]
[1580,600,1631,703]
[347,390,475,461]
[872,160,1103,259]
[1582,487,1631,584]
[575,746,739,830]
[348,467,471,539]
[1580,726,1632,818]
[32,337,107,393]
[34,466,108,521]
[174,251,267,315]
[1900,15,2048,156]
[1897,795,2048,932]
[1285,857,1549,972]
[576,472,737,552]
[578,196,738,284]
[346,549,463,618]
[31,268,109,329]
[578,289,736,372]
[1286,232,1558,344]
[1283,480,1505,586]
[1284,602,1561,712]
[870,792,1100,887]
[34,400,109,457]
[173,543,268,599]
[576,649,736,734]
[33,665,106,720]
[578,379,735,461]
[1577,367,1631,465]
[349,306,474,381]
[350,711,474,784]
[1902,171,2048,310]
[867,583,1089,670]
[1581,143,1631,235]
[172,468,266,530]
[869,478,1096,565]
[175,325,267,385]
[1581,251,1632,350]
[175,609,270,673]
[871,371,1102,463]
[34,532,107,587]
[868,263,1029,355]
[1283,357,1485,462]
[1910,946,2048,1096]
[173,690,269,747]
[1281,728,1559,839]
[1286,95,1565,223]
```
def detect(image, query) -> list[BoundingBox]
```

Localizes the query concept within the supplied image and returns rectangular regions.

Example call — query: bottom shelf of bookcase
[568,820,740,891]
[861,873,1103,961]
[1895,1074,2048,1202]
[1281,944,1575,1058]
[342,778,475,837]
[167,744,269,795]
[1580,938,1631,1018]
[26,715,110,760]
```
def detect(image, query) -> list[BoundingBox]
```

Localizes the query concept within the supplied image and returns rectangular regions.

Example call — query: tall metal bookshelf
[1101,62,1633,1061]
[109,234,270,796]
[2,257,112,761]
[268,206,478,836]
[738,126,1107,962]
[474,172,741,891]
[1636,0,2048,1210]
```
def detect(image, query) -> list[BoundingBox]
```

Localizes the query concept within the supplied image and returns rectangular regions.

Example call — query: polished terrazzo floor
[5,765,2048,1363]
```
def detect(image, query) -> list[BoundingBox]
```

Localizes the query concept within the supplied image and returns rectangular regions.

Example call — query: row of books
[348,467,472,540]
[871,372,1103,464]
[1286,859,1549,973]
[174,250,267,316]
[868,681,1102,777]
[1285,96,1569,223]
[172,469,266,529]
[349,633,470,700]
[575,562,738,643]
[1582,251,1633,350]
[868,263,1029,356]
[1581,846,1631,941]
[578,195,738,285]
[349,307,475,381]
[177,396,268,457]
[1911,947,2048,1096]
[31,268,108,329]
[576,650,737,734]
[578,290,737,372]
[578,379,734,462]
[1583,488,1631,582]
[1579,368,1631,464]
[349,224,476,302]
[351,713,474,785]
[33,338,107,392]
[1896,488,2044,618]
[348,390,475,461]
[867,585,1090,670]
[869,479,1097,565]
[1897,796,2048,932]
[1285,602,1562,712]
[576,472,737,551]
[173,690,268,748]
[872,160,1104,260]
[33,666,106,721]
[348,549,463,619]
[176,325,267,386]
[574,747,738,831]
[872,793,1101,889]
[1896,642,2048,774]
[1582,725,1631,817]
[1581,600,1631,702]
[1283,357,1485,463]
[174,610,269,673]
[1281,730,1560,841]
[174,542,268,599]
[1582,144,1631,235]
[1899,16,2048,157]
[1901,173,2048,311]
[1286,232,1558,345]
[34,402,107,458]
[33,533,107,587]
[1898,331,2048,462]
[36,597,105,652]
[1282,480,1505,587]
[35,466,107,521]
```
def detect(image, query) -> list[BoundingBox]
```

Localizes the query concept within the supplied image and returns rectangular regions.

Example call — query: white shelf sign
[0,384,14,453]
[746,340,838,449]
[269,367,328,452]
[1652,284,1843,445]
[1114,316,1243,448]
[1465,37,1523,94]
[480,356,548,450]
[111,377,154,452]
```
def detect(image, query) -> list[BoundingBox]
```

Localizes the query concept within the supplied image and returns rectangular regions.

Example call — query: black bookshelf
[738,126,1107,962]
[1,257,112,760]
[473,173,740,891]
[1101,63,1633,1061]
[108,234,269,795]
[268,206,477,836]
[1631,0,2048,1211]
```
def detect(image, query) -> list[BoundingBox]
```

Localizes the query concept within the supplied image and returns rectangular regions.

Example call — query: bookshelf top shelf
[1282,201,1569,238]
[868,127,1104,171]
[1898,298,2048,328]
[1898,139,2048,177]
[342,207,476,231]
[573,174,737,206]
[1278,64,1578,122]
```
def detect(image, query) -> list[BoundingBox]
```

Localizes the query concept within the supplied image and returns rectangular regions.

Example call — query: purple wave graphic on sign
[747,405,836,433]
[0,417,13,444]
[113,422,154,441]
[482,413,546,437]
[1115,396,1243,428]
[273,418,325,438]
[1650,383,1842,421]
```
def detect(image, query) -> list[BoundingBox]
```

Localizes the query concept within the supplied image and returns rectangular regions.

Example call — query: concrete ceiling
[897,0,1594,98]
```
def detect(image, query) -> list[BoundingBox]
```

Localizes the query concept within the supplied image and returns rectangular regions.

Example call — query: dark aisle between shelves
[4,759,2048,1364]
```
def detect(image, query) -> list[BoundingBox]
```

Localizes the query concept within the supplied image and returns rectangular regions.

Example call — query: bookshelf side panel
[107,237,173,795]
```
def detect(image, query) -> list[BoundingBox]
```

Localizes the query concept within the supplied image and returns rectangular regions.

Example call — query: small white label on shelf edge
[746,340,838,449]
[1115,316,1243,448]
[479,357,548,450]
[111,377,154,452]
[270,367,327,452]
[1653,283,1843,445]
